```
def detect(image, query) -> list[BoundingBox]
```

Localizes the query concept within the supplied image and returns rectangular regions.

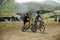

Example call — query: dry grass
[0,21,23,30]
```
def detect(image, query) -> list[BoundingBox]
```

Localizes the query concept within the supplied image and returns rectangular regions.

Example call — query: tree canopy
[0,0,16,16]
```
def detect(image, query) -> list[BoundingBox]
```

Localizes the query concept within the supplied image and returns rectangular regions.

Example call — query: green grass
[0,21,16,30]
[0,21,23,30]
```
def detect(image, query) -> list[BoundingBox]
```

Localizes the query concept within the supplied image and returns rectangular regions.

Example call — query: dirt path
[0,23,60,40]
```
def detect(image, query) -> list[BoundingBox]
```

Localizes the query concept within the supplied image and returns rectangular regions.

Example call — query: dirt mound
[52,34,60,40]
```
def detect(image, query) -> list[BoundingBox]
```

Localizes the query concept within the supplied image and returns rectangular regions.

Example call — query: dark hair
[26,13,28,14]
[26,13,29,16]
[37,11,39,14]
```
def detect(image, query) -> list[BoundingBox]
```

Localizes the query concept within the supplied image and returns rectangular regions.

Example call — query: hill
[15,1,60,13]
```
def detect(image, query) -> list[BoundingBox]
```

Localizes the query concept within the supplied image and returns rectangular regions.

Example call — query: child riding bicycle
[21,13,31,32]
[34,11,44,25]
[22,13,30,27]
[31,11,45,32]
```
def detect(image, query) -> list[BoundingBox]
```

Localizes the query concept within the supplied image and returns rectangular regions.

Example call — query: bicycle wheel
[21,26,27,32]
[31,25,37,33]
[40,25,45,32]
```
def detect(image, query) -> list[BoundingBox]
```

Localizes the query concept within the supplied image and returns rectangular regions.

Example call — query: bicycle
[21,19,31,32]
[31,20,45,33]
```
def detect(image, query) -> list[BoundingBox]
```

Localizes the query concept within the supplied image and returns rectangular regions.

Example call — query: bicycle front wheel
[21,26,27,32]
[40,25,45,32]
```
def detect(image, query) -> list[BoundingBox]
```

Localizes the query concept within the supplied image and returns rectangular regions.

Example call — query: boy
[23,13,30,26]
[34,11,43,24]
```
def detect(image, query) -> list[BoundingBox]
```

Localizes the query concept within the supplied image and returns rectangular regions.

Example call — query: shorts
[23,20,30,25]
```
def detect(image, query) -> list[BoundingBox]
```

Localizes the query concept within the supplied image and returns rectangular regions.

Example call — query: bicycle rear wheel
[31,25,37,33]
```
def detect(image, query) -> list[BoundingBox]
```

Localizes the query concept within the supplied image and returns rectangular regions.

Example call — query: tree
[0,0,16,16]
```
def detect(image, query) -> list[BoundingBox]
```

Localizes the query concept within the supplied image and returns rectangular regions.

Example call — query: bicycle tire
[31,25,37,33]
[21,26,27,32]
[40,25,45,32]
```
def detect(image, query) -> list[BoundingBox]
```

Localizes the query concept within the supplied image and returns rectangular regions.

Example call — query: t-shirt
[35,14,42,21]
[24,16,30,21]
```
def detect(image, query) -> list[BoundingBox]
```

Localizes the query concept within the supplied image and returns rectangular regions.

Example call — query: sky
[15,0,60,3]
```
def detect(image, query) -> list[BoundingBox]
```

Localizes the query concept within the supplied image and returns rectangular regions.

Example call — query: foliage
[0,0,16,16]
